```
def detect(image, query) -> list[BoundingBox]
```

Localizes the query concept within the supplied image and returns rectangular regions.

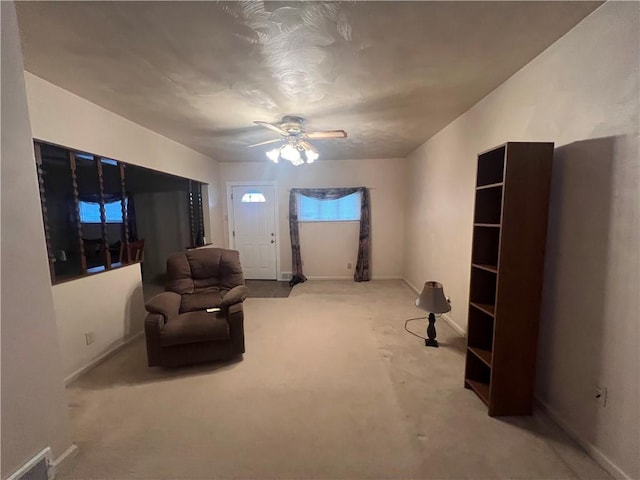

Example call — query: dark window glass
[35,140,209,283]
[100,158,126,266]
[75,154,108,271]
[40,144,84,280]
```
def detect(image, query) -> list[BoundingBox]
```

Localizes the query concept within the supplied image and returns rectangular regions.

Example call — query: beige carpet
[245,279,293,298]
[59,280,609,479]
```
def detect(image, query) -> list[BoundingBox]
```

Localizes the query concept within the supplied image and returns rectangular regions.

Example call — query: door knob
[270,240,275,244]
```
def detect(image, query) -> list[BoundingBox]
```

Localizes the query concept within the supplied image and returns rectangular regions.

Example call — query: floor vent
[8,448,54,480]
[280,272,292,281]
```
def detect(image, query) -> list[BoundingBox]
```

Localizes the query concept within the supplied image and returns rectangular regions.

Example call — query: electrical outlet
[347,262,352,270]
[85,332,95,345]
[594,385,607,406]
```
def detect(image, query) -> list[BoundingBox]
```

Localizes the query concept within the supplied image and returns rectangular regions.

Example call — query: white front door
[231,185,277,279]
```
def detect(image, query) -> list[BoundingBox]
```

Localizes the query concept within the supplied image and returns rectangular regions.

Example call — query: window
[34,140,208,284]
[79,199,126,223]
[241,192,266,203]
[298,192,361,222]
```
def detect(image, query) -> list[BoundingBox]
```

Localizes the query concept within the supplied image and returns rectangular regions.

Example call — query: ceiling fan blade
[299,141,318,153]
[305,130,347,140]
[305,130,347,139]
[247,138,283,148]
[253,121,288,136]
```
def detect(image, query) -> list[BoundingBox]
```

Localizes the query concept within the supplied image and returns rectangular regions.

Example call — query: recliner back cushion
[166,248,245,296]
[166,252,194,294]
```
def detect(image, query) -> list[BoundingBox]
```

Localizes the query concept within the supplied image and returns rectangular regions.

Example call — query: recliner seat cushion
[159,311,230,347]
[180,290,222,313]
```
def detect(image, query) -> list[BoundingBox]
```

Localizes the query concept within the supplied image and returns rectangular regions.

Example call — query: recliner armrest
[220,285,249,307]
[227,302,245,354]
[145,291,181,322]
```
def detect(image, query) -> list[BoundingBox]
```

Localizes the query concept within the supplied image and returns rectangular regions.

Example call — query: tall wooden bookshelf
[464,142,554,416]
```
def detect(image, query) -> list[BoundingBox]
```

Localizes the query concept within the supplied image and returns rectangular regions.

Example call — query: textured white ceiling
[16,1,601,162]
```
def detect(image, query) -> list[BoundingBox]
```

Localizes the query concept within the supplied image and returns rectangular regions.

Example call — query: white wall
[23,73,226,379]
[404,3,639,478]
[220,158,406,279]
[52,265,146,379]
[0,2,73,477]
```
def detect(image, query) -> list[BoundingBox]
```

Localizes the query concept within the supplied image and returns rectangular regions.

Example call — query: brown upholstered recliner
[144,248,248,367]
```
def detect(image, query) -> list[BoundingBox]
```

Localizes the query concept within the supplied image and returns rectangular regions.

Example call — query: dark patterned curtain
[289,187,371,286]
[354,187,370,282]
[288,190,305,285]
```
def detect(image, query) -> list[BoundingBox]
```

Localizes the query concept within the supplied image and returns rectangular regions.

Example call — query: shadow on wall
[123,282,146,337]
[536,136,618,440]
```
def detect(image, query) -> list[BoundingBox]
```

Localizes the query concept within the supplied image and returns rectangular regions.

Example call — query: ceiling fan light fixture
[280,144,300,163]
[253,116,343,166]
[266,148,280,163]
[305,149,319,163]
[264,143,319,166]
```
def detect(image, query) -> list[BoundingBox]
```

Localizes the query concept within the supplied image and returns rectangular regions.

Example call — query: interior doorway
[228,183,278,280]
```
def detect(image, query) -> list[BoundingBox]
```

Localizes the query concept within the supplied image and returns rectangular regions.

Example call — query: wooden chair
[120,239,145,264]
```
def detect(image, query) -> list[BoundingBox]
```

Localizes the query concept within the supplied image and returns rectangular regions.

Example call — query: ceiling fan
[248,115,347,165]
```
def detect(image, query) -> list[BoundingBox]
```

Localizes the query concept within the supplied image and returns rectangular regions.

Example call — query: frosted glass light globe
[306,149,319,163]
[266,148,280,163]
[280,144,301,163]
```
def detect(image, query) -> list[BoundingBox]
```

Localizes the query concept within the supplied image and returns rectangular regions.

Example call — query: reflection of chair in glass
[119,239,145,264]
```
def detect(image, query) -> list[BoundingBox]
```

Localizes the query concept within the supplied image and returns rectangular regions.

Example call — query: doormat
[245,280,293,298]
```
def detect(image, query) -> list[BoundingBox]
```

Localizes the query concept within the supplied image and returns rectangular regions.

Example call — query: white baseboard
[402,278,466,337]
[64,331,143,385]
[7,447,53,480]
[402,277,422,295]
[305,275,353,280]
[304,275,404,281]
[52,444,79,475]
[536,397,631,480]
[441,313,466,337]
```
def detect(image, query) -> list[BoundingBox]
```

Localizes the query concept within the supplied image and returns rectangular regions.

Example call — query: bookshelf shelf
[469,302,495,317]
[468,347,492,367]
[472,263,498,274]
[465,379,490,406]
[476,182,504,191]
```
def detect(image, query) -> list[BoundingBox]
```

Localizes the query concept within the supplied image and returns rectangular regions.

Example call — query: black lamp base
[425,312,439,348]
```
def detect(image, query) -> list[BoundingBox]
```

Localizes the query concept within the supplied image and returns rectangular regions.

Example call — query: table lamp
[415,281,451,347]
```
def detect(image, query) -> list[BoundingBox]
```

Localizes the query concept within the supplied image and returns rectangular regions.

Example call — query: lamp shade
[415,281,451,313]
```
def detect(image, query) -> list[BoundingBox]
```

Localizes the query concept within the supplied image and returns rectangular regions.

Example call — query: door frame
[226,181,281,280]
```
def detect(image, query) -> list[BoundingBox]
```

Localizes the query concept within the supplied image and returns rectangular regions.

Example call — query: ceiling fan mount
[278,115,306,135]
